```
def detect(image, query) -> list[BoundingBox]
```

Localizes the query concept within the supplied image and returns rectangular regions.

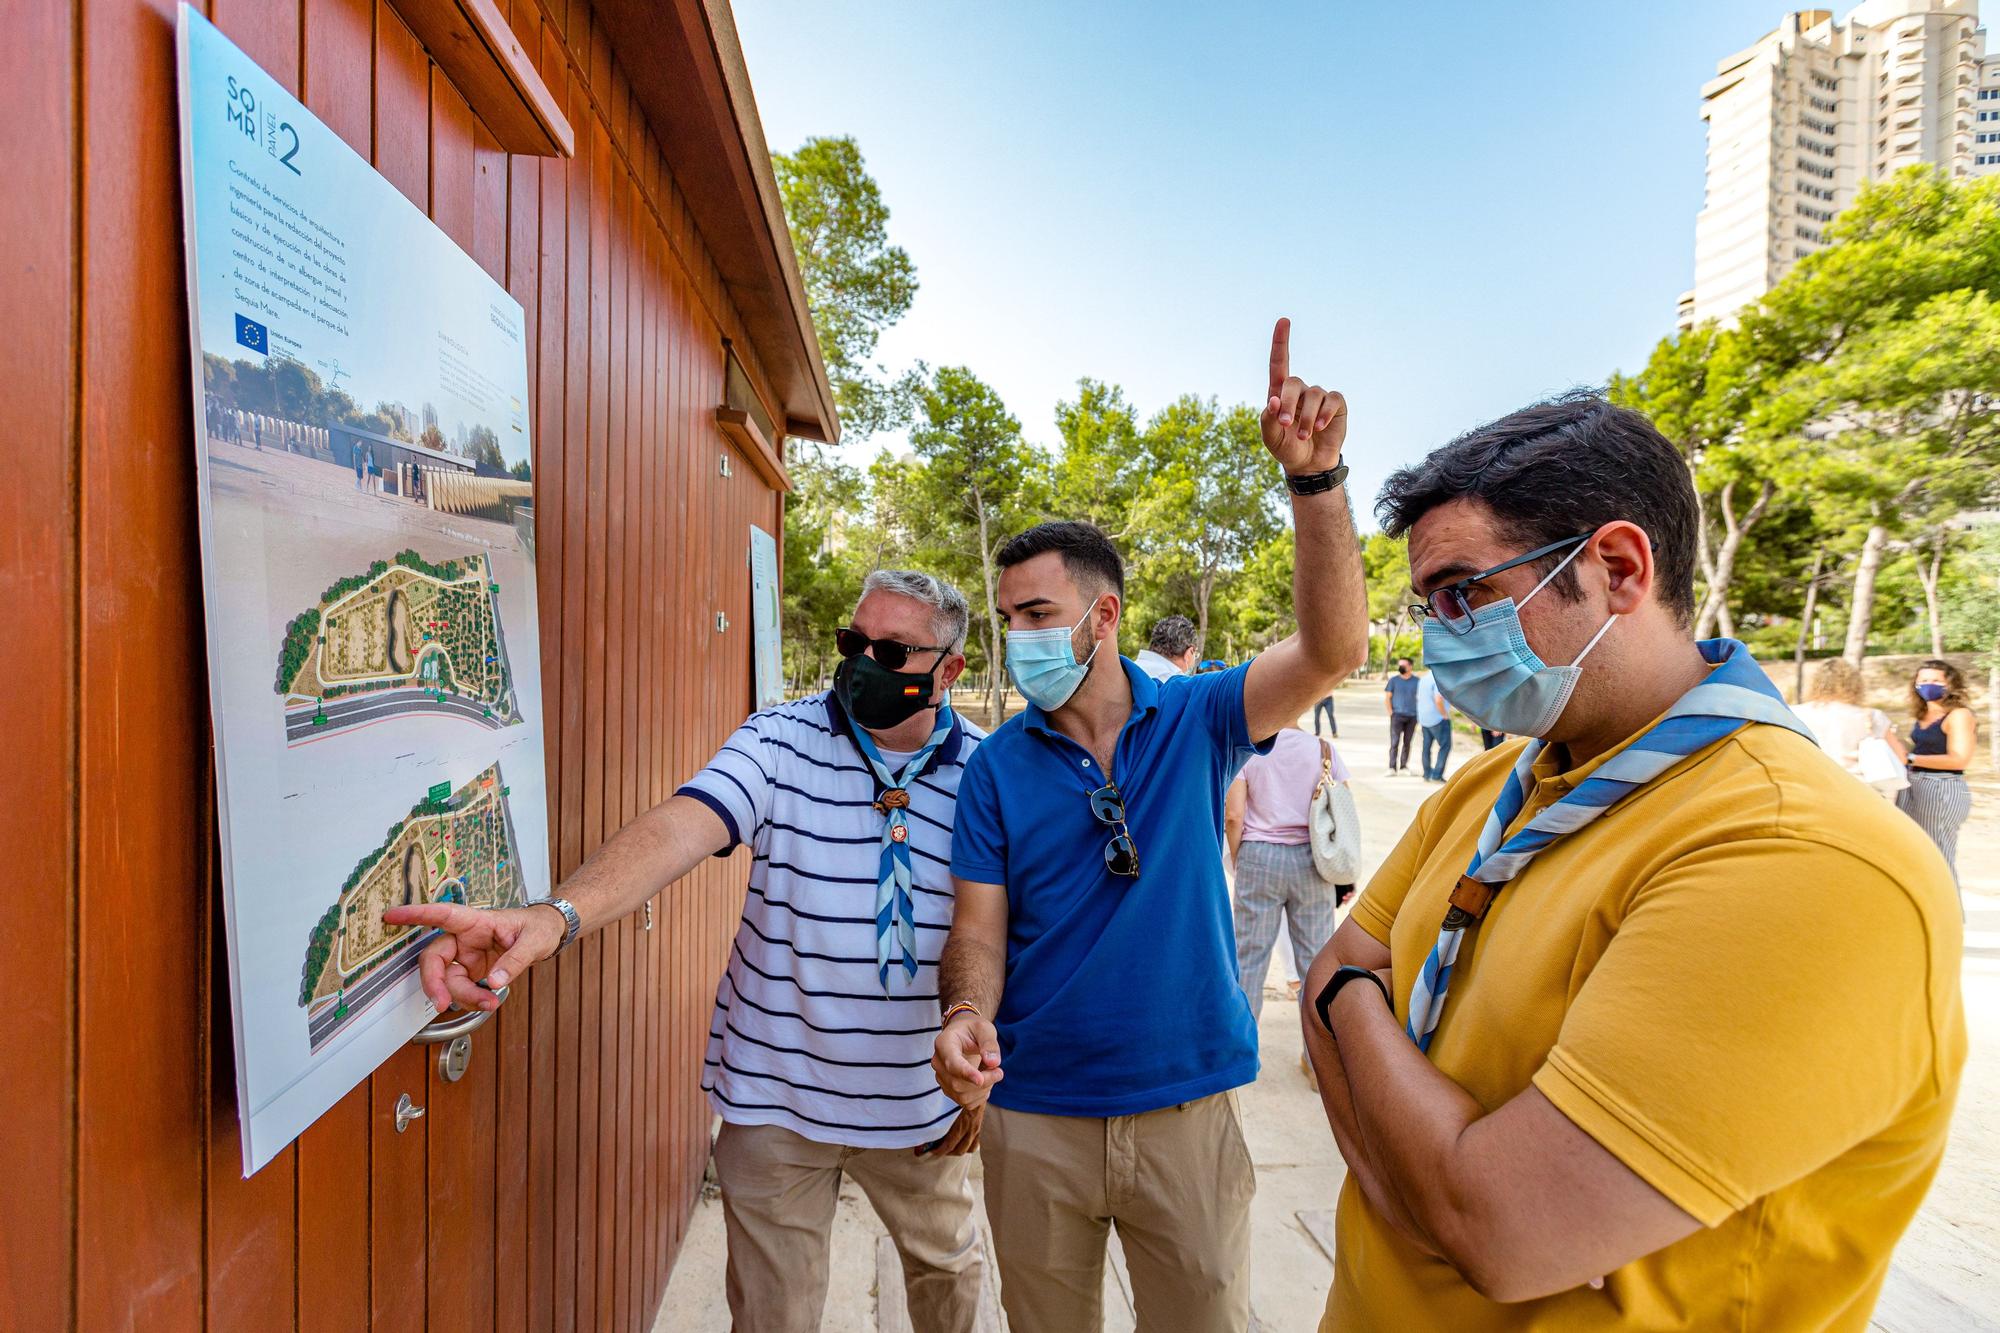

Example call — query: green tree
[1361,532,1414,672]
[899,367,1049,720]
[1051,379,1143,537]
[1943,524,2000,770]
[782,451,869,690]
[773,136,920,439]
[1607,324,1778,639]
[1611,169,2000,659]
[1229,529,1298,653]
[1755,288,2000,663]
[1124,398,1282,655]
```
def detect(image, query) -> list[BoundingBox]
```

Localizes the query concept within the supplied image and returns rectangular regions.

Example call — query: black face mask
[834,652,936,731]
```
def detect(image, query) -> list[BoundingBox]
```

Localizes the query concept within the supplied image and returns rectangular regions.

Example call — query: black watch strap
[1285,462,1349,496]
[1315,964,1392,1036]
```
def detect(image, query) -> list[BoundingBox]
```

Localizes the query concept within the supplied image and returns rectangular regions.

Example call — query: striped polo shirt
[677,693,982,1148]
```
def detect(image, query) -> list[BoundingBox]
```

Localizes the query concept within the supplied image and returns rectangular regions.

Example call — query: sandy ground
[656,681,2000,1331]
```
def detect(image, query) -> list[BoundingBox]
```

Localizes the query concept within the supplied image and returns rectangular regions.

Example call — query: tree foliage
[1612,168,2000,666]
[773,136,920,439]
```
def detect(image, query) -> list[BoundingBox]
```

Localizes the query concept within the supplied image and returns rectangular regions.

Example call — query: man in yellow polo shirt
[1303,391,1963,1331]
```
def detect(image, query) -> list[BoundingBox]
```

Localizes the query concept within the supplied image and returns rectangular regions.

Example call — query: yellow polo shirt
[1322,715,1964,1332]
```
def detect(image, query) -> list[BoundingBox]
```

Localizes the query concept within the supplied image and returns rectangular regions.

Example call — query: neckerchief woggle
[844,703,954,991]
[1404,639,1814,1052]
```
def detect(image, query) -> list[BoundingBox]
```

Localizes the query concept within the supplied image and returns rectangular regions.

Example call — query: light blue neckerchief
[1404,639,1812,1053]
[846,705,954,991]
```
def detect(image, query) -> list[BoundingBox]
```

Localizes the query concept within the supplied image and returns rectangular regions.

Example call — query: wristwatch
[1284,462,1348,496]
[538,896,583,955]
[1314,964,1392,1037]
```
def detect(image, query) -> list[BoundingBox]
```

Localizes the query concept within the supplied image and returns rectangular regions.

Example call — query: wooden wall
[0,1,782,1327]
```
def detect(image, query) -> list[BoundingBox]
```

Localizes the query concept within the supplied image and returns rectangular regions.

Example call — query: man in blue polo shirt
[932,320,1369,1332]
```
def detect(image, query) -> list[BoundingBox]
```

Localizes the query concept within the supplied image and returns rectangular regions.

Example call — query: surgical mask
[1916,682,1948,702]
[834,651,937,731]
[1005,600,1104,711]
[1420,540,1615,739]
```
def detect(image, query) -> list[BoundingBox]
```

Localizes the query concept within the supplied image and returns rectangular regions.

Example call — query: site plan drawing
[179,8,553,1175]
[299,763,525,1050]
[278,548,521,743]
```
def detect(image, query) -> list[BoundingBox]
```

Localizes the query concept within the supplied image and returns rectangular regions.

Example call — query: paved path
[656,681,2000,1330]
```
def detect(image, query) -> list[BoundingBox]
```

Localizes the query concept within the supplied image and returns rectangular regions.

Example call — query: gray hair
[858,569,970,655]
[1148,615,1198,658]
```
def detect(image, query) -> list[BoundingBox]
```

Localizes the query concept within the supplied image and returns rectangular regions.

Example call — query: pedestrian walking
[933,320,1366,1333]
[1416,668,1452,782]
[1313,693,1338,736]
[353,442,366,490]
[1890,658,1977,895]
[1384,657,1419,775]
[1226,726,1354,1072]
[1303,390,1960,1331]
[388,570,993,1333]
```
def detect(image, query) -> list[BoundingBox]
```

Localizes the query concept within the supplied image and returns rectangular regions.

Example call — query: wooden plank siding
[9,0,787,1327]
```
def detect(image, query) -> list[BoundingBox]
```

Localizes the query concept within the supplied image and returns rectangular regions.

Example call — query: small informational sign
[176,5,552,1174]
[749,524,783,710]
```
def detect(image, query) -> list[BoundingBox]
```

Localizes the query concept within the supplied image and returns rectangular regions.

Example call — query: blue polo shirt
[950,657,1270,1116]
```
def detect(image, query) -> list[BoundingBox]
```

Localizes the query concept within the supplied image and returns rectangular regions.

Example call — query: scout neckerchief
[845,704,955,991]
[1404,639,1813,1053]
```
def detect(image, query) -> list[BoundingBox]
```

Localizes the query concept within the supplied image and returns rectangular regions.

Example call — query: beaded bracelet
[940,1001,981,1027]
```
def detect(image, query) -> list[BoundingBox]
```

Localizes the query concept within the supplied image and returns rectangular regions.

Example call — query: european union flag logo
[234,314,268,353]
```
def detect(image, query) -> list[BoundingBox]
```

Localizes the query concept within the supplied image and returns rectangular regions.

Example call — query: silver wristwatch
[540,896,583,955]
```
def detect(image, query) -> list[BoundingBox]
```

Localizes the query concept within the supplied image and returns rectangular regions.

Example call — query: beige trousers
[983,1091,1255,1333]
[711,1118,984,1333]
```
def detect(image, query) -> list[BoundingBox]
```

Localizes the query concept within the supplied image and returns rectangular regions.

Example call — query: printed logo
[235,314,269,353]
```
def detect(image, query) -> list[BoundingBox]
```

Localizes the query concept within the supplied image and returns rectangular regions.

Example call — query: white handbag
[1857,736,1908,795]
[1309,739,1364,884]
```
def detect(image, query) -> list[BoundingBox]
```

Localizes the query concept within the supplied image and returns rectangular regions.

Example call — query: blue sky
[736,1,1782,526]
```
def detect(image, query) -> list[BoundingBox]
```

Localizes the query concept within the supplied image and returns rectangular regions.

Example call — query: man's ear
[938,653,967,696]
[1594,521,1654,616]
[1096,593,1122,641]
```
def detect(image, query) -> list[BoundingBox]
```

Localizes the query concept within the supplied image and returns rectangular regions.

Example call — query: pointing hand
[1260,317,1348,476]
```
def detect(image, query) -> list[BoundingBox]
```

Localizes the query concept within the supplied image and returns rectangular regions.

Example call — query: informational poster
[176,7,551,1174]
[750,524,784,709]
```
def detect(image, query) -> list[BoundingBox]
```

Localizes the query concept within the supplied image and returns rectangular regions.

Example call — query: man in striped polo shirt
[387,569,988,1332]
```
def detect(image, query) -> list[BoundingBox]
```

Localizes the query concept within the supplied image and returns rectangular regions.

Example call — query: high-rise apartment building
[1683,1,2000,328]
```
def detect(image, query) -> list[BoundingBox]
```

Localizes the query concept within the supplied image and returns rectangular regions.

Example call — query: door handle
[409,986,509,1044]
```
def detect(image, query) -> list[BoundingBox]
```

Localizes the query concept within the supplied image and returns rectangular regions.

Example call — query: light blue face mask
[1005,600,1104,711]
[1421,540,1616,739]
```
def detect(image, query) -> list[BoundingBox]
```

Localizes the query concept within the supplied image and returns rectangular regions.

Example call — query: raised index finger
[1268,317,1291,396]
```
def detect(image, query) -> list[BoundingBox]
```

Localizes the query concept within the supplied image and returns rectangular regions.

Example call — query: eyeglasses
[1088,783,1141,879]
[1408,532,1595,637]
[835,626,950,672]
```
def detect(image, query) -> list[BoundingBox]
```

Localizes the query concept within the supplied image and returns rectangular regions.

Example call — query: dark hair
[996,520,1125,598]
[1375,390,1698,626]
[1148,615,1197,657]
[1910,658,1970,720]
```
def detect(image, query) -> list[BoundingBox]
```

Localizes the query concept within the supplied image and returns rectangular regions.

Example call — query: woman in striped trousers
[1891,659,1978,906]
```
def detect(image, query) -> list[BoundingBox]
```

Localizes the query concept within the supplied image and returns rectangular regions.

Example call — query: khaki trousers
[983,1091,1255,1333]
[711,1118,984,1333]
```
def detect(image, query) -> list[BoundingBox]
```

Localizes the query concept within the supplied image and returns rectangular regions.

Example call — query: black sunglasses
[1408,532,1594,637]
[835,626,951,672]
[1088,783,1141,879]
